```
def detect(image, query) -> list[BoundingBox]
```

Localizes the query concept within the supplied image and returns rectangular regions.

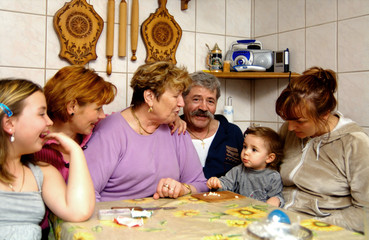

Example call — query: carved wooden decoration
[141,0,182,64]
[53,0,104,65]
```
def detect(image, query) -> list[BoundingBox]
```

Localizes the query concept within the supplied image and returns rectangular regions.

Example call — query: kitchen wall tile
[306,0,337,27]
[279,0,305,32]
[47,0,65,16]
[254,0,277,37]
[176,31,196,73]
[46,16,71,70]
[236,121,252,133]
[0,67,45,87]
[216,78,226,115]
[167,0,196,32]
[337,72,369,126]
[0,11,46,68]
[226,0,251,37]
[196,0,226,35]
[100,72,127,114]
[254,78,279,122]
[278,29,306,73]
[88,23,128,74]
[338,16,369,72]
[256,34,277,51]
[126,25,147,73]
[225,79,252,121]
[0,0,46,15]
[338,0,369,20]
[195,33,225,71]
[306,23,337,71]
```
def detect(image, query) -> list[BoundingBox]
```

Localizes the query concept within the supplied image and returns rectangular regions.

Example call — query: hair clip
[0,103,13,117]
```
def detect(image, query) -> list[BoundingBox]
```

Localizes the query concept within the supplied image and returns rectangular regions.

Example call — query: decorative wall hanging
[141,0,182,64]
[53,0,103,65]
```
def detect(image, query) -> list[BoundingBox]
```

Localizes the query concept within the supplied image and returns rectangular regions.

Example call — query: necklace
[187,124,210,149]
[8,165,25,192]
[131,107,155,135]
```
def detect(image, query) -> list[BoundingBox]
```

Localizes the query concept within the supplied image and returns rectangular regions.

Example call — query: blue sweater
[182,114,244,179]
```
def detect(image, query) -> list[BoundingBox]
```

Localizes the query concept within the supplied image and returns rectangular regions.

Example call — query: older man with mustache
[181,72,244,179]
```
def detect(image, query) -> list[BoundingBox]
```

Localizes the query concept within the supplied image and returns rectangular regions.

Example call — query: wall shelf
[207,71,300,79]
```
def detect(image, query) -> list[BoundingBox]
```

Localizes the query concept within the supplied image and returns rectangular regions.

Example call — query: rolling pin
[118,0,127,57]
[106,0,115,75]
[130,0,139,61]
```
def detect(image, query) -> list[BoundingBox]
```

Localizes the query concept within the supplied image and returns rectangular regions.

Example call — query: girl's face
[13,91,53,155]
[241,134,274,170]
[71,102,105,136]
[152,87,184,125]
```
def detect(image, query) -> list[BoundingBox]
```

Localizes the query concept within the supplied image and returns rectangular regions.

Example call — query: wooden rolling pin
[130,0,139,61]
[106,0,115,75]
[118,0,127,57]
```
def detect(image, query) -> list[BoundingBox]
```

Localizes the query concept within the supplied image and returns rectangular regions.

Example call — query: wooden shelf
[207,71,300,79]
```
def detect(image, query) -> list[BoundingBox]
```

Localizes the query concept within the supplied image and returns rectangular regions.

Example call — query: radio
[274,48,289,72]
[225,40,273,72]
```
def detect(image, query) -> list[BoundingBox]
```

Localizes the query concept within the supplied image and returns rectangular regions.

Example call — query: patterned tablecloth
[49,193,364,240]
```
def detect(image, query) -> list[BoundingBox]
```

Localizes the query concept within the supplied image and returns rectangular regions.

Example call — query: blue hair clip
[0,103,13,117]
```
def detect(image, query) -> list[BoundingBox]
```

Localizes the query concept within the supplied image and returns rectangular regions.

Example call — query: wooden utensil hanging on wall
[131,0,139,61]
[141,0,182,64]
[106,0,115,75]
[118,0,127,57]
[53,0,104,65]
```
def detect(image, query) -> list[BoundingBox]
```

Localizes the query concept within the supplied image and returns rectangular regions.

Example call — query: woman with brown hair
[84,61,208,202]
[276,66,369,233]
[35,65,117,237]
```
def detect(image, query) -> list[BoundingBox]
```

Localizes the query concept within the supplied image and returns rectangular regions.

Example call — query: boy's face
[241,134,274,170]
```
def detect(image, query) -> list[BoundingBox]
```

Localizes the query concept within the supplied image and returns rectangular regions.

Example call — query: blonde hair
[0,78,42,183]
[130,61,191,107]
[44,65,117,122]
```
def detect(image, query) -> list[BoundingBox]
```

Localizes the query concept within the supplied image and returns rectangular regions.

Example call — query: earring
[71,113,74,116]
[10,133,15,142]
[148,106,153,113]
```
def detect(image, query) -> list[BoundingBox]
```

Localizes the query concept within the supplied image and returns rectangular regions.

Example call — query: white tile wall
[1,0,368,133]
[252,0,369,133]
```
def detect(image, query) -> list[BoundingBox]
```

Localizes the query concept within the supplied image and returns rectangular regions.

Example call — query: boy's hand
[206,177,222,189]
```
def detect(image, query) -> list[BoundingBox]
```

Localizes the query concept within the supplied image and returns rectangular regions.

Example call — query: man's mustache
[190,109,214,119]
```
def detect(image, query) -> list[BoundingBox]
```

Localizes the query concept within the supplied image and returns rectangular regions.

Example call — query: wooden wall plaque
[53,0,103,65]
[141,0,182,64]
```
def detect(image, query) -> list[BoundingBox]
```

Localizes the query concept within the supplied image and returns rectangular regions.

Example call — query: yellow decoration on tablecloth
[174,209,200,217]
[73,232,95,240]
[201,234,242,240]
[300,219,343,232]
[178,194,204,203]
[100,220,126,228]
[225,207,267,219]
[54,225,62,240]
[123,198,154,204]
[225,219,251,228]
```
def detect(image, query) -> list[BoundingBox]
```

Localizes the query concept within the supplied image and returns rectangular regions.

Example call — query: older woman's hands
[169,115,187,135]
[153,178,187,199]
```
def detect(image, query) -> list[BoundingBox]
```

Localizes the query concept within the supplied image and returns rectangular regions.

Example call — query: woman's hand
[207,177,222,189]
[169,115,187,135]
[153,178,189,199]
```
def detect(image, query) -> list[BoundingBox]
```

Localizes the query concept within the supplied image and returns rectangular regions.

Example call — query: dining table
[49,191,365,240]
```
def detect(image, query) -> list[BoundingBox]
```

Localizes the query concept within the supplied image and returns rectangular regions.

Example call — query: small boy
[207,126,284,207]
